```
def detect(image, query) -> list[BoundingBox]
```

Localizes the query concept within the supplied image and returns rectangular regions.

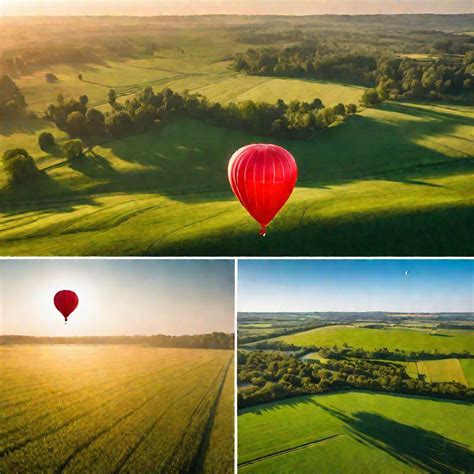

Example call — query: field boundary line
[238,433,343,468]
[160,355,231,472]
[191,355,233,473]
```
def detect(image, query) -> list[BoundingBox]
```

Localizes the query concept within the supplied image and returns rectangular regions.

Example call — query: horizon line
[2,12,473,18]
[239,311,474,314]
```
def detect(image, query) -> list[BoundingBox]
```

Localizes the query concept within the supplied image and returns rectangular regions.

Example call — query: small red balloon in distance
[54,290,79,322]
[228,144,297,236]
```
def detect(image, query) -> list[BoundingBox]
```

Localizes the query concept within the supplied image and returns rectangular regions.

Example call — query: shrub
[2,148,39,183]
[105,111,134,137]
[346,103,357,114]
[62,139,83,160]
[45,73,58,83]
[333,103,346,116]
[361,88,382,107]
[66,111,87,138]
[86,108,105,135]
[38,131,55,150]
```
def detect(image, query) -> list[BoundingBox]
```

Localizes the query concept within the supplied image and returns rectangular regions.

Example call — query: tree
[45,73,58,83]
[108,89,117,104]
[0,75,27,117]
[346,103,357,114]
[79,95,88,107]
[105,111,134,137]
[66,111,88,138]
[361,88,382,107]
[2,148,39,183]
[38,132,55,150]
[62,139,83,160]
[333,103,346,116]
[86,108,105,135]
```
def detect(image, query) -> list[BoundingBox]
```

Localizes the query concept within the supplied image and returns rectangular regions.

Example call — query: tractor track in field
[3,155,472,216]
[109,380,211,474]
[0,355,166,402]
[60,355,226,473]
[0,354,185,408]
[0,374,168,458]
[1,358,213,459]
[61,381,199,474]
[192,356,233,474]
[144,209,231,254]
[1,360,186,433]
[160,356,230,472]
[238,433,343,468]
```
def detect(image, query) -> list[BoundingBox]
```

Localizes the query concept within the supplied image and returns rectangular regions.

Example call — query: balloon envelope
[54,290,79,321]
[228,144,298,235]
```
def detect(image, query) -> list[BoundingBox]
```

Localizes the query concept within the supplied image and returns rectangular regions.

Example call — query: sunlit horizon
[2,0,472,17]
[0,260,235,337]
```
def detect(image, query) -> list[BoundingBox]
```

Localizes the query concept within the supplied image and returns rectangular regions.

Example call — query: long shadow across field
[69,103,473,203]
[3,101,471,209]
[311,401,474,472]
[155,200,474,256]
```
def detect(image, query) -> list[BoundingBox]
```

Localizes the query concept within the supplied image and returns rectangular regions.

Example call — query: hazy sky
[2,0,472,16]
[0,259,234,336]
[238,259,474,313]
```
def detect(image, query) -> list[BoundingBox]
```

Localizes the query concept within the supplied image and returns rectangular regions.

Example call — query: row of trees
[0,332,234,350]
[44,86,357,141]
[249,340,473,362]
[239,322,337,345]
[234,45,474,102]
[238,351,474,408]
[372,52,474,102]
[234,46,377,86]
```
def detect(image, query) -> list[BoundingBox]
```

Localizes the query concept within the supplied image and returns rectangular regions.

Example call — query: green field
[0,345,233,473]
[238,391,474,473]
[460,360,474,386]
[416,359,469,385]
[1,16,473,256]
[273,325,474,353]
[1,100,473,256]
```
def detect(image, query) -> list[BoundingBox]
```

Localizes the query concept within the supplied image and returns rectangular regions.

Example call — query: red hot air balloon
[228,144,297,236]
[54,290,79,322]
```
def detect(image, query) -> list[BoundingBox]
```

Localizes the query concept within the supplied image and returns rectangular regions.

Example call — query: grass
[1,99,473,256]
[202,355,235,474]
[416,359,469,385]
[0,345,233,473]
[238,391,474,473]
[272,326,474,353]
[460,360,474,386]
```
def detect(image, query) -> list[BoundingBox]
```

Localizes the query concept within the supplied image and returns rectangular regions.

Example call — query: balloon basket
[259,226,267,237]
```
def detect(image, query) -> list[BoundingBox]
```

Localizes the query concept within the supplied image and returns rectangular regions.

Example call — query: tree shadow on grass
[152,200,474,256]
[68,151,118,179]
[0,118,51,137]
[311,401,474,473]
[0,172,99,216]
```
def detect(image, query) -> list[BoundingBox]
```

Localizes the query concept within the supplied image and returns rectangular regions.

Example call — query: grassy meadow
[273,325,474,353]
[1,104,472,256]
[1,17,473,256]
[0,345,233,473]
[238,391,474,473]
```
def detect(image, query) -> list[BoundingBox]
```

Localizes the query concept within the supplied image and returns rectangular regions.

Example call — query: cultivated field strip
[201,357,235,474]
[0,357,190,447]
[0,346,234,473]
